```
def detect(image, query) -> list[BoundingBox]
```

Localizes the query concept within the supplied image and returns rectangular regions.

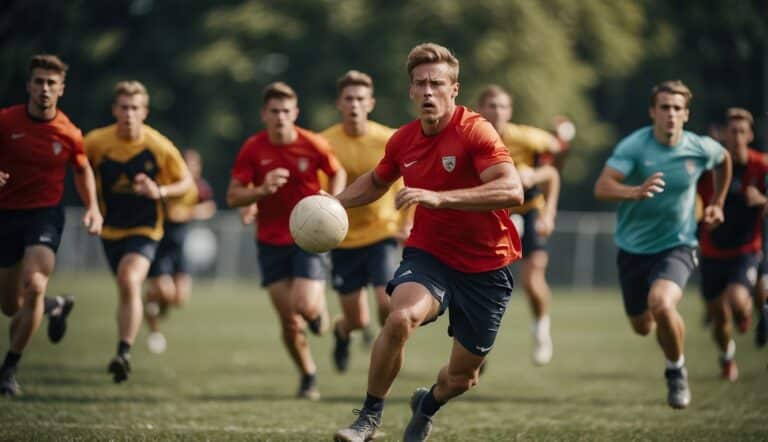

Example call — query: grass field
[0,272,766,441]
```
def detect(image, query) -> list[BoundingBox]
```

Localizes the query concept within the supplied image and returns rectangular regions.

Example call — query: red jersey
[0,105,87,209]
[232,127,341,245]
[698,148,768,258]
[375,106,521,272]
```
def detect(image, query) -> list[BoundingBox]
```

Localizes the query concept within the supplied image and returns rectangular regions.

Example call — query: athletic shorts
[331,238,398,294]
[616,245,698,317]
[257,241,327,287]
[101,235,158,274]
[386,247,514,356]
[700,254,759,301]
[148,222,189,278]
[510,209,547,258]
[0,206,65,267]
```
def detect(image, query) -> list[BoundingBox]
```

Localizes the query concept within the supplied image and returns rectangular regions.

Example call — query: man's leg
[144,275,174,353]
[0,264,23,319]
[172,273,191,307]
[373,285,390,326]
[520,249,552,365]
[757,273,768,347]
[292,277,329,335]
[707,290,738,381]
[333,288,369,372]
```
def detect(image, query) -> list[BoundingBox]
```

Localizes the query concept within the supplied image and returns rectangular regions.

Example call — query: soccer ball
[289,195,349,253]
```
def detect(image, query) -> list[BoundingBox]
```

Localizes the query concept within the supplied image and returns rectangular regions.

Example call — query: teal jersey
[607,126,725,254]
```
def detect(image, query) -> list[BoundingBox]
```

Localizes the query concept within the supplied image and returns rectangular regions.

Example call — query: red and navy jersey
[0,104,87,209]
[698,148,768,258]
[231,127,341,245]
[375,106,521,273]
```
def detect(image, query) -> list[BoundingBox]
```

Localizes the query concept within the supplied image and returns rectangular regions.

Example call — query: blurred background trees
[1,0,765,210]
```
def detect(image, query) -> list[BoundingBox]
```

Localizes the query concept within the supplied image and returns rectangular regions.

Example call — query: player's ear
[367,96,376,113]
[451,82,460,99]
[683,108,689,123]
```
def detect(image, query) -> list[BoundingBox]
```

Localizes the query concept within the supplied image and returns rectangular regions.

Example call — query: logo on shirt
[297,158,309,172]
[685,159,696,175]
[11,132,25,140]
[38,235,53,243]
[260,159,273,166]
[404,160,417,168]
[52,142,62,155]
[442,156,456,172]
[112,174,134,194]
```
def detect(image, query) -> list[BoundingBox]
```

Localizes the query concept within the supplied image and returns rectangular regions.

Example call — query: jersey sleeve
[312,135,342,177]
[605,137,636,176]
[157,136,189,185]
[374,131,402,183]
[83,130,101,167]
[465,118,513,173]
[231,141,256,185]
[68,129,88,170]
[700,136,725,170]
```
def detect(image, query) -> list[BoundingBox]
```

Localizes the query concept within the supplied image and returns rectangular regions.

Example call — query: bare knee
[382,309,419,344]
[280,315,303,338]
[630,314,654,335]
[1,299,20,317]
[117,271,143,300]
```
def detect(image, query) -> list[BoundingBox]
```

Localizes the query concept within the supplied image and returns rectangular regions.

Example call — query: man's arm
[133,171,193,201]
[594,166,665,202]
[226,168,289,208]
[702,149,732,228]
[327,167,347,196]
[395,162,523,211]
[533,165,560,237]
[72,162,103,235]
[336,170,392,209]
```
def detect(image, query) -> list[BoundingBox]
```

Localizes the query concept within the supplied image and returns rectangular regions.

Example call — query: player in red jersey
[334,43,524,442]
[0,54,102,396]
[227,82,346,400]
[697,108,768,380]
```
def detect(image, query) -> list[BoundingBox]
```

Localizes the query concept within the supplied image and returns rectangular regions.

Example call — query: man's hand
[260,168,290,195]
[744,185,767,207]
[535,213,556,237]
[634,172,665,200]
[239,203,258,225]
[395,187,442,210]
[133,173,162,199]
[82,206,103,235]
[702,204,725,230]
[0,170,9,188]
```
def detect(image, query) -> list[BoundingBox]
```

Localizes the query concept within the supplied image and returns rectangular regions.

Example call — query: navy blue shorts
[331,238,398,294]
[511,209,547,258]
[0,206,65,267]
[700,254,759,301]
[148,222,189,277]
[386,247,514,356]
[101,236,158,274]
[257,242,327,287]
[617,246,698,317]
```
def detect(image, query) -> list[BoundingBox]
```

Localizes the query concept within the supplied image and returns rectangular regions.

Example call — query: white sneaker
[532,331,553,366]
[147,332,167,354]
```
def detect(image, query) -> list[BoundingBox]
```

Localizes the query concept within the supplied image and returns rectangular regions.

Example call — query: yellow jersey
[85,124,189,240]
[321,121,404,248]
[501,123,556,214]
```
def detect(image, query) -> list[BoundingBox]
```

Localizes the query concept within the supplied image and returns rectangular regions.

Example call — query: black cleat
[403,387,433,441]
[333,322,351,373]
[108,354,131,384]
[0,368,20,397]
[334,408,381,442]
[665,367,691,409]
[297,374,320,401]
[47,295,75,344]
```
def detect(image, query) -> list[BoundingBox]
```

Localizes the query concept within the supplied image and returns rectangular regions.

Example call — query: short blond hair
[477,84,512,107]
[406,43,459,83]
[28,54,68,80]
[725,107,754,127]
[113,80,149,105]
[262,81,297,105]
[336,70,373,95]
[650,80,692,108]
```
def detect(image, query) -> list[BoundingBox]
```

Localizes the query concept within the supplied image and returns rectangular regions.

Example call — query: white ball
[289,195,349,253]
[183,226,218,271]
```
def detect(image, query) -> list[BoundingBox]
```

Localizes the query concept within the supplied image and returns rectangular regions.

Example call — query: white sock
[722,340,736,361]
[532,315,551,337]
[665,355,685,370]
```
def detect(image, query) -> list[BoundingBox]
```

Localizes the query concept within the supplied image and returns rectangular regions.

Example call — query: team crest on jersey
[52,141,62,155]
[145,161,154,172]
[685,159,696,175]
[442,156,456,172]
[298,158,309,172]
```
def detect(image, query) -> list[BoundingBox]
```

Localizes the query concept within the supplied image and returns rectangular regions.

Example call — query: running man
[697,108,767,380]
[334,43,524,442]
[477,85,561,365]
[85,80,192,383]
[144,148,217,353]
[594,80,731,409]
[0,54,102,396]
[321,70,411,372]
[226,82,346,400]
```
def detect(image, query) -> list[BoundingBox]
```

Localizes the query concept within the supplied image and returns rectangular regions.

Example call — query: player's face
[26,69,65,111]
[336,85,374,124]
[478,94,512,127]
[113,94,149,134]
[261,98,298,134]
[649,92,689,139]
[724,119,753,153]
[409,63,459,125]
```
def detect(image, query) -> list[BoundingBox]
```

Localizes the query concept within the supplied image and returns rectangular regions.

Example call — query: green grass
[0,272,766,441]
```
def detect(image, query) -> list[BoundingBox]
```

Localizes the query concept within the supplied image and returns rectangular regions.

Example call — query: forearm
[227,184,267,207]
[160,174,193,199]
[594,177,638,202]
[336,171,389,209]
[709,152,732,207]
[438,177,523,211]
[73,165,99,209]
[540,168,560,217]
[328,168,347,196]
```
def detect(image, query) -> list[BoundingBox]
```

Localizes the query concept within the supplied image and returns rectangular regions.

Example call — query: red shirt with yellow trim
[375,106,521,273]
[0,104,87,209]
[231,127,341,245]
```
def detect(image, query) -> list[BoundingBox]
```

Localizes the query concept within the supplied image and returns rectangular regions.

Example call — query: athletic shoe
[756,307,767,348]
[664,367,691,409]
[532,331,553,366]
[333,320,351,373]
[403,387,433,442]
[108,354,131,384]
[308,308,330,336]
[147,332,167,354]
[47,295,75,344]
[0,368,20,397]
[720,358,738,382]
[334,408,381,442]
[297,375,320,401]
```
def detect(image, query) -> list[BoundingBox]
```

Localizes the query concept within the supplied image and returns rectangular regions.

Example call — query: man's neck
[268,127,298,145]
[421,105,457,136]
[731,147,749,165]
[653,126,682,147]
[117,125,143,141]
[27,102,56,121]
[342,119,367,137]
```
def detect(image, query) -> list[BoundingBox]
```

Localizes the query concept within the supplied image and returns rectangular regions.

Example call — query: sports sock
[722,340,736,361]
[419,384,445,417]
[117,341,131,357]
[301,372,317,388]
[665,355,685,370]
[363,392,384,414]
[1,351,21,372]
[43,296,61,315]
[533,315,551,338]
